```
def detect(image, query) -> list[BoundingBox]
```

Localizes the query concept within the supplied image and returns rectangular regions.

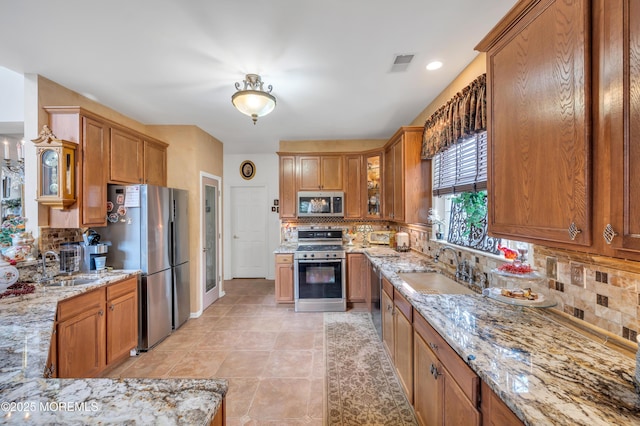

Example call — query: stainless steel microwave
[297,191,344,217]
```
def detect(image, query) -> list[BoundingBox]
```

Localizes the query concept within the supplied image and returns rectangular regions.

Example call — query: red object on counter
[497,244,518,260]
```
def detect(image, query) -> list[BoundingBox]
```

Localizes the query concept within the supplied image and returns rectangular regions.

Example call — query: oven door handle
[296,259,344,264]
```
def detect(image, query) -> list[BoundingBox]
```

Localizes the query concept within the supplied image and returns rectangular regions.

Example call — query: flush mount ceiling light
[426,61,443,71]
[231,74,276,125]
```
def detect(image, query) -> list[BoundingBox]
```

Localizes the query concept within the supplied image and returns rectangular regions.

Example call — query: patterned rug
[325,312,418,425]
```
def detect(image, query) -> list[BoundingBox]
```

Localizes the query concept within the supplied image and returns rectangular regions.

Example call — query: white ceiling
[0,0,516,154]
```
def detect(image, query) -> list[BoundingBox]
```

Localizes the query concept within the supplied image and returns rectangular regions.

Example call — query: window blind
[432,131,487,196]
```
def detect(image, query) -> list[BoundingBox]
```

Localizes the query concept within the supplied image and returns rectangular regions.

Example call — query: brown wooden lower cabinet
[57,288,106,378]
[481,381,523,426]
[346,253,367,303]
[394,289,413,404]
[209,398,225,426]
[413,311,480,426]
[106,277,138,365]
[275,254,294,303]
[55,276,138,378]
[381,281,394,361]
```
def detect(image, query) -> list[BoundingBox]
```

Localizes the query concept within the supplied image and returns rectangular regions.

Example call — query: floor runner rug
[325,312,418,425]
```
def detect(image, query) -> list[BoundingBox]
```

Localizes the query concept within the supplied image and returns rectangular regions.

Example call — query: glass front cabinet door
[35,139,76,209]
[365,154,381,218]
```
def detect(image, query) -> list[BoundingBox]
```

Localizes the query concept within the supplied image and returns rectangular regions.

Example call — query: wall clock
[240,160,256,180]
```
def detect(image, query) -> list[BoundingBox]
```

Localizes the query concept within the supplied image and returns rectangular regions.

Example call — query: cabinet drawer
[276,254,293,264]
[58,288,105,322]
[382,277,394,298]
[393,289,412,321]
[413,311,479,404]
[107,276,138,301]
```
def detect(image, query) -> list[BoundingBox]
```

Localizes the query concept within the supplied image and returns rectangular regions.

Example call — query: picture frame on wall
[240,160,256,180]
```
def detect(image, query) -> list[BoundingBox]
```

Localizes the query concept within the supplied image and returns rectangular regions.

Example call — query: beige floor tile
[202,304,234,317]
[225,378,260,418]
[119,350,188,378]
[215,350,271,378]
[233,331,279,350]
[197,330,241,349]
[249,378,311,420]
[262,350,314,378]
[311,350,325,378]
[308,378,324,419]
[274,331,317,350]
[166,350,229,378]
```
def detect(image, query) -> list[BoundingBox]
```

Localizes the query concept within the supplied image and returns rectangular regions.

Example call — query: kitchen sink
[398,272,475,295]
[46,277,98,287]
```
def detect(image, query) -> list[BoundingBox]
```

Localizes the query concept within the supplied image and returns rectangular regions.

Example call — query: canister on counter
[396,232,409,252]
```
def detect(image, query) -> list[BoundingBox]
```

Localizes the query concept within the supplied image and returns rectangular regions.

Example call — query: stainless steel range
[294,228,346,312]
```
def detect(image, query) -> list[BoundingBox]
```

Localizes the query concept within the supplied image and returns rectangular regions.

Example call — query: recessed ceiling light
[426,61,443,71]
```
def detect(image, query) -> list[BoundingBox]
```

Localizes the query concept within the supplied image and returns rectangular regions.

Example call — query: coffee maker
[80,229,110,272]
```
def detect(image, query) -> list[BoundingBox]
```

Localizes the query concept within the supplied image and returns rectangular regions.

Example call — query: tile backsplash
[401,225,640,343]
[38,228,83,252]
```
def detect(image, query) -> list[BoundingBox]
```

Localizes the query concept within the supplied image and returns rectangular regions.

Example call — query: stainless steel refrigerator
[101,184,190,351]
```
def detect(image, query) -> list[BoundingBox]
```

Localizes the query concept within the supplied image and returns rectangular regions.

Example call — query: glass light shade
[232,90,276,120]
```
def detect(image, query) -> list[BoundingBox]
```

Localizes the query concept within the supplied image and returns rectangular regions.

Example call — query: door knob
[233,235,240,239]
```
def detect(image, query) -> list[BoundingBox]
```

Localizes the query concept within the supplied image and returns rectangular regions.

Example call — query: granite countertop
[367,252,640,425]
[0,270,228,425]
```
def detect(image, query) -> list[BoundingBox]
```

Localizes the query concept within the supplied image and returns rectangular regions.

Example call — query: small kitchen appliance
[297,192,344,217]
[80,229,110,272]
[59,242,81,275]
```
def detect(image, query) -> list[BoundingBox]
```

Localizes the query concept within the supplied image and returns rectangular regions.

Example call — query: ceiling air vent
[390,54,415,72]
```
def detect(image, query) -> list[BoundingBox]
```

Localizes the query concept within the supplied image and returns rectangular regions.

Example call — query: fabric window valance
[421,73,487,159]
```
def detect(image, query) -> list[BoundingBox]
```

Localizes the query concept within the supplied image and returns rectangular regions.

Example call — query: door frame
[200,172,223,313]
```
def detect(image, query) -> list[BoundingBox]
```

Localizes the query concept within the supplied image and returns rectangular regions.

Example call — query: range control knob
[310,254,315,258]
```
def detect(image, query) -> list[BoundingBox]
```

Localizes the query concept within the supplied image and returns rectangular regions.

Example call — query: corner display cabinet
[32,126,77,209]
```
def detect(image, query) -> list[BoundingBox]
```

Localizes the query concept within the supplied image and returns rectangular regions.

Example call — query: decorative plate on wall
[240,160,256,180]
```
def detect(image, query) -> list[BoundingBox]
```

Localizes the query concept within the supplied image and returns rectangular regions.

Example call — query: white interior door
[231,186,267,278]
[202,175,221,309]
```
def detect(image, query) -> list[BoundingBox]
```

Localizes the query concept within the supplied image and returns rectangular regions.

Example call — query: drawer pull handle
[110,304,115,311]
[430,363,441,379]
[603,224,618,244]
[429,342,438,350]
[99,309,104,316]
[568,222,581,240]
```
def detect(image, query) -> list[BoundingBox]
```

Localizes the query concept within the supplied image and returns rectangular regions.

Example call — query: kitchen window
[431,131,499,254]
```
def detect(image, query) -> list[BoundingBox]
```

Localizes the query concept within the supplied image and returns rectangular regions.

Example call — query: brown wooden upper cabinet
[110,130,168,186]
[604,0,640,256]
[42,106,168,228]
[143,139,168,186]
[477,0,591,248]
[44,107,109,228]
[279,155,297,219]
[383,126,431,224]
[297,155,343,190]
[477,0,640,261]
[110,127,143,184]
[344,154,363,218]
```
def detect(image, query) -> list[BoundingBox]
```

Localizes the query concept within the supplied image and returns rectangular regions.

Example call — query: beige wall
[151,125,224,312]
[410,53,486,126]
[32,75,225,317]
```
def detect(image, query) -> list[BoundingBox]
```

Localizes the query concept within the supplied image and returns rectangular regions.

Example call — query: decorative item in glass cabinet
[31,125,77,209]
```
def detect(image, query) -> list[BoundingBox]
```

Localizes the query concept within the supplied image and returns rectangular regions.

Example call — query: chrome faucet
[39,251,60,284]
[433,246,463,280]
